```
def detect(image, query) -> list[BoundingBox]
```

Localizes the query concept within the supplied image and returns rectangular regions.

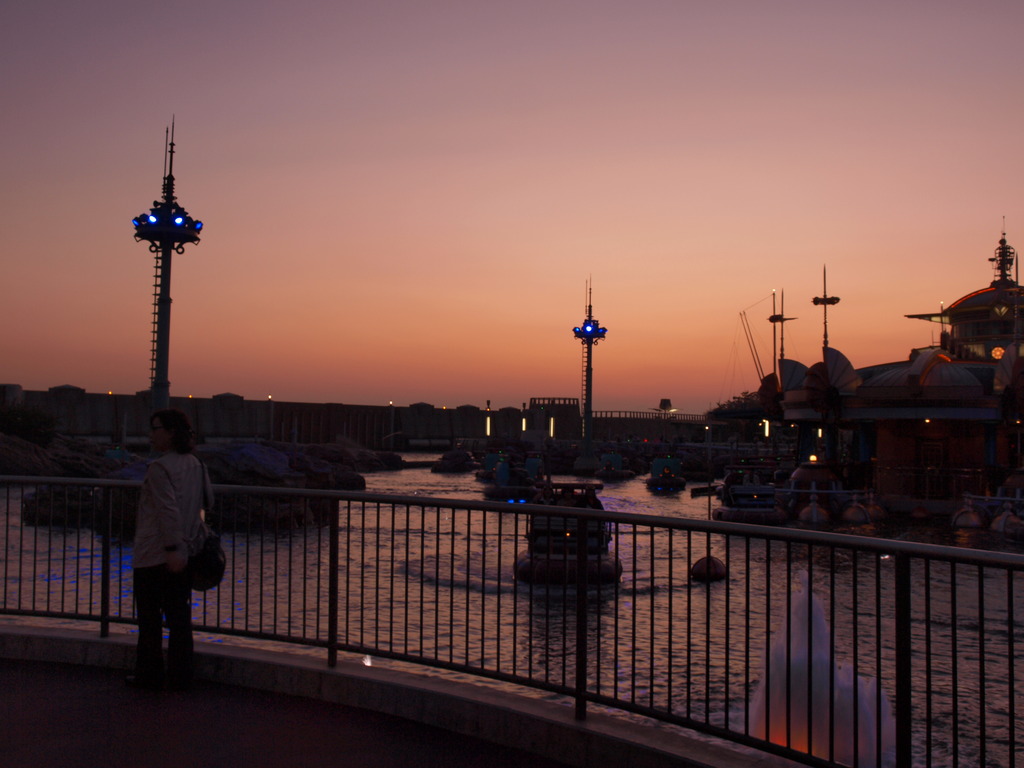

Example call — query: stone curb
[0,625,792,768]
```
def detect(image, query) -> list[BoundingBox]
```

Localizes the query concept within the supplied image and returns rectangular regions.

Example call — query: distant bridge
[589,410,715,443]
[593,410,709,423]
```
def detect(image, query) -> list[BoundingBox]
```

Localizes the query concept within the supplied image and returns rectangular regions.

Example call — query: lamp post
[131,124,203,411]
[268,395,274,441]
[572,292,607,472]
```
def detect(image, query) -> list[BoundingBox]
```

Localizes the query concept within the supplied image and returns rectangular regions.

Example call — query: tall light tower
[572,285,607,472]
[131,125,204,410]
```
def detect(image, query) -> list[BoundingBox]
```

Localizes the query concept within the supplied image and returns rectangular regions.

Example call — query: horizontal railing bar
[5,475,1024,570]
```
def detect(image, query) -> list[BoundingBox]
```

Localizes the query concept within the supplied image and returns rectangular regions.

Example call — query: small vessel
[645,457,687,493]
[773,459,846,524]
[713,465,787,525]
[482,455,544,502]
[594,453,636,481]
[514,482,622,585]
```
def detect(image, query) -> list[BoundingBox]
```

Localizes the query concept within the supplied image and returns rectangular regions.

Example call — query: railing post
[327,502,340,668]
[574,514,589,720]
[100,488,112,638]
[894,551,913,767]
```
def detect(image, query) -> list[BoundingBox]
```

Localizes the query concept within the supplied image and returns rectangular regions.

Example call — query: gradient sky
[3,1,1023,413]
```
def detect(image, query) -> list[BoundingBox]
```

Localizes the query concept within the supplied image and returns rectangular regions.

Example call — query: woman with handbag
[128,408,212,691]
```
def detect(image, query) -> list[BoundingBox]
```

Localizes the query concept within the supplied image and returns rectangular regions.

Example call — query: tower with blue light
[572,285,607,472]
[131,124,203,411]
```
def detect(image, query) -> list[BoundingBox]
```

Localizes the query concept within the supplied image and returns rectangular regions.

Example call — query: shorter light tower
[131,125,203,411]
[572,287,608,472]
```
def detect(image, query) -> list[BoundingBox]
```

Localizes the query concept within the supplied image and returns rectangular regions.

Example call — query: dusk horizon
[5,1,1022,413]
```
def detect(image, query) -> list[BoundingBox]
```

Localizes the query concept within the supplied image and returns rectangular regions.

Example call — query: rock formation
[3,432,409,532]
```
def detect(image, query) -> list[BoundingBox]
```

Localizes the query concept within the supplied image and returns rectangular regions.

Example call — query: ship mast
[812,266,841,352]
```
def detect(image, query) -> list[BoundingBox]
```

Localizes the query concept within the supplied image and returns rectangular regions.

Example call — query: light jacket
[134,452,212,568]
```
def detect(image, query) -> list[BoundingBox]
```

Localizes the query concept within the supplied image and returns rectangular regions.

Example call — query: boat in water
[645,457,687,493]
[482,455,544,502]
[711,458,885,527]
[713,464,787,525]
[594,453,636,481]
[514,482,622,585]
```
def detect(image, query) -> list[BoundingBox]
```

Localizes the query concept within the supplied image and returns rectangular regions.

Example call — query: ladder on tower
[580,346,588,416]
[150,253,162,385]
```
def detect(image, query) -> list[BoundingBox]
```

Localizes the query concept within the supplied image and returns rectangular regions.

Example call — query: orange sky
[3,1,1023,413]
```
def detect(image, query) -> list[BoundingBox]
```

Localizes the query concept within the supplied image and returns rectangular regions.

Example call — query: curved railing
[3,475,1023,768]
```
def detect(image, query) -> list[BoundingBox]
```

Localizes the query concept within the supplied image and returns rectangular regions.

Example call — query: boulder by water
[0,433,119,478]
[431,449,480,473]
[0,433,62,476]
[105,440,370,492]
[1,431,377,490]
[6,434,388,532]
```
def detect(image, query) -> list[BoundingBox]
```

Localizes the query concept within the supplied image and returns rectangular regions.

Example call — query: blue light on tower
[573,322,607,341]
[131,122,204,411]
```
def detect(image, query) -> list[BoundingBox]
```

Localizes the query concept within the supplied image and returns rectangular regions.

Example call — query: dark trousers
[133,564,193,688]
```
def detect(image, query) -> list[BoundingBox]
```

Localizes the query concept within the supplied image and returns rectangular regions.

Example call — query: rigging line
[720,318,745,388]
[717,330,745,405]
[740,293,775,313]
[740,311,765,381]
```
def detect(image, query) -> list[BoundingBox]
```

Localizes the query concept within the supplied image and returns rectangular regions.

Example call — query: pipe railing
[2,476,1023,768]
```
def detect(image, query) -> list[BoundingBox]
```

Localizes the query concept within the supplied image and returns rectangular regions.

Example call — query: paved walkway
[2,657,572,768]
[0,625,781,768]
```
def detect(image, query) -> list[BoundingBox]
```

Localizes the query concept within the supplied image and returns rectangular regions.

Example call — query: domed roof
[942,284,1024,317]
[947,284,1020,312]
[861,366,910,388]
[920,362,984,389]
[860,348,984,393]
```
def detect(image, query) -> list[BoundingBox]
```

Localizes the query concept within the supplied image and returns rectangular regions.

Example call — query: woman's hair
[151,408,196,454]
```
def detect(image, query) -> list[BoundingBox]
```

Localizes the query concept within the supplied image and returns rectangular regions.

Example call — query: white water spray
[749,571,896,767]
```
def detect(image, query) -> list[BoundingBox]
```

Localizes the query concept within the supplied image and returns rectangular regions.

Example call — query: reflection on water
[5,459,1023,767]
[366,457,1024,552]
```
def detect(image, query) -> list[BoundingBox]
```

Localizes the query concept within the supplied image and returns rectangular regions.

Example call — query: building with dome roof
[774,234,1024,511]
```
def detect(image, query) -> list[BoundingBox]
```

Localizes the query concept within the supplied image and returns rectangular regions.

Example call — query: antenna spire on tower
[768,289,797,377]
[812,265,841,350]
[162,118,178,204]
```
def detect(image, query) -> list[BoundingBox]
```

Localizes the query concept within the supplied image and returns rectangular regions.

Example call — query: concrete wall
[2,384,712,451]
[1,385,586,450]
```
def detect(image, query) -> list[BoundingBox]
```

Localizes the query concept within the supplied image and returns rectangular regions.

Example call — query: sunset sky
[3,1,1023,414]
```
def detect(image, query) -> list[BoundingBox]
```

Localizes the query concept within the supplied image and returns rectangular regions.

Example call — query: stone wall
[2,384,715,450]
[1,385,586,450]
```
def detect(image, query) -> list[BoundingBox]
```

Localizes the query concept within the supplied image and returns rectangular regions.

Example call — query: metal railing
[2,475,1023,768]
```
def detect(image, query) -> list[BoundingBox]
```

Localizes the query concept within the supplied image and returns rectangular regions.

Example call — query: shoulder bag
[189,459,226,591]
